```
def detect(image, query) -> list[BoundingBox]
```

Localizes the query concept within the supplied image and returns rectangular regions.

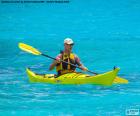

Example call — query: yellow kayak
[26,67,128,86]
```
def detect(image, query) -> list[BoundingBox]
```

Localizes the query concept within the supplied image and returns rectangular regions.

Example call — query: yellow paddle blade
[18,43,41,55]
[113,76,129,84]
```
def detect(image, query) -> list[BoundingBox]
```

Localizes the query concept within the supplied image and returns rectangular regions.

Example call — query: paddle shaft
[18,43,98,75]
[42,54,97,75]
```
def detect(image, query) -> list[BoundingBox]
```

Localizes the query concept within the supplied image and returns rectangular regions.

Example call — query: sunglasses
[66,43,74,46]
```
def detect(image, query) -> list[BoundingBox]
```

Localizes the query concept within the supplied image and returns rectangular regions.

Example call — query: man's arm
[49,60,58,70]
[75,54,88,71]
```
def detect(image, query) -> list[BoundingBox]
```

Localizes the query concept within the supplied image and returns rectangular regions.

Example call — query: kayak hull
[26,68,121,86]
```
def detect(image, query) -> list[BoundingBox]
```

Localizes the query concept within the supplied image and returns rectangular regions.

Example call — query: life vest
[56,52,77,75]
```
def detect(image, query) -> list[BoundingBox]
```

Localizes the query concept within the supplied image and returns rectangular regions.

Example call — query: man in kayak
[49,38,88,75]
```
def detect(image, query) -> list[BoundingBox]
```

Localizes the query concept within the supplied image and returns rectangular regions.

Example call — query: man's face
[64,43,74,51]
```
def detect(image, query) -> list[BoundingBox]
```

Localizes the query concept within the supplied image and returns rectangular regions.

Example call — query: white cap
[64,38,74,45]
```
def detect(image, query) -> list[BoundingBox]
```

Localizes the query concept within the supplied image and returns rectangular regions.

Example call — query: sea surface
[0,0,140,115]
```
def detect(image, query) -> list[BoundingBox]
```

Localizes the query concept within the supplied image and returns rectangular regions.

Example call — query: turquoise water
[0,0,140,115]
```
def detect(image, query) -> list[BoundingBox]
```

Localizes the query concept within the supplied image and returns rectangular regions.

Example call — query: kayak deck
[26,67,127,86]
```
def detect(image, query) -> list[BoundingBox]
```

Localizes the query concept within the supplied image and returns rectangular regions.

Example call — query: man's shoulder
[56,53,62,59]
[72,53,80,59]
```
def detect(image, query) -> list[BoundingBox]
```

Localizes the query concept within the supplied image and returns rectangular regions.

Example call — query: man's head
[64,38,74,52]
